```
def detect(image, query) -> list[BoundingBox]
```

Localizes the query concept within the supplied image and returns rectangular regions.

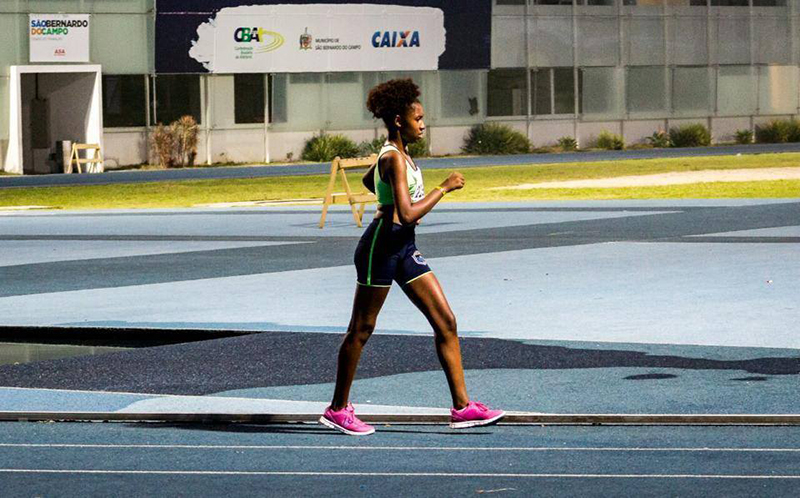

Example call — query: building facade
[1,0,799,173]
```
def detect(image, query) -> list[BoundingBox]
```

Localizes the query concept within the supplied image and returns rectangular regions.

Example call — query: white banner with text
[188,4,445,73]
[29,14,90,62]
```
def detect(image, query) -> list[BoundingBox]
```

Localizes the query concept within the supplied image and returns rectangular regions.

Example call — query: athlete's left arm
[362,164,376,194]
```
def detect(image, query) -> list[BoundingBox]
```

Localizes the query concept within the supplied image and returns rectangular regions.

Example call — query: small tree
[150,115,199,168]
[174,115,199,167]
[151,123,176,168]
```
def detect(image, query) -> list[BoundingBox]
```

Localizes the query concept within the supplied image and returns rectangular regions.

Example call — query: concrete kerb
[3,412,800,426]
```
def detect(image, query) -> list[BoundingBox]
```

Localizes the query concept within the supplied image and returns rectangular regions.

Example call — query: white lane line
[1,444,799,453]
[1,469,800,479]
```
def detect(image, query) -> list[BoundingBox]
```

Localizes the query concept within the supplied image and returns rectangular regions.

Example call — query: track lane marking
[1,443,800,452]
[1,469,800,479]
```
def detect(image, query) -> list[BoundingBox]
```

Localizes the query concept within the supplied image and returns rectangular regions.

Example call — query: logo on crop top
[371,31,420,48]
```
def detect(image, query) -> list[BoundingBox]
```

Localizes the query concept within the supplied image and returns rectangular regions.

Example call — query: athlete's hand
[441,172,465,193]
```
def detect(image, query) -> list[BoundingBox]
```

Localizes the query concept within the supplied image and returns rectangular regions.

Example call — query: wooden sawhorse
[318,154,377,228]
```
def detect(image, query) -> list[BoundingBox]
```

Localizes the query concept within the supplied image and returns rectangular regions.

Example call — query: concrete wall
[103,130,147,168]
[529,120,574,147]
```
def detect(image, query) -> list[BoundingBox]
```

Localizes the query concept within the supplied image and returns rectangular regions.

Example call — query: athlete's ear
[393,114,402,130]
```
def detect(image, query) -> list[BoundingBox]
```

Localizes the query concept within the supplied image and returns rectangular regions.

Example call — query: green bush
[358,136,386,156]
[734,129,753,145]
[787,120,800,143]
[302,133,360,162]
[357,135,429,157]
[462,123,532,155]
[755,120,792,144]
[668,123,711,148]
[557,136,578,152]
[595,131,624,150]
[646,131,670,148]
[408,137,430,157]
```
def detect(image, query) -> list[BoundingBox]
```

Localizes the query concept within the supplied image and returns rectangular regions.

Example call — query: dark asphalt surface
[2,331,800,415]
[2,142,799,189]
[2,201,798,298]
[3,423,800,497]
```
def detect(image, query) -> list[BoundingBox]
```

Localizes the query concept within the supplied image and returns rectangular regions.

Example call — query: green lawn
[1,152,799,210]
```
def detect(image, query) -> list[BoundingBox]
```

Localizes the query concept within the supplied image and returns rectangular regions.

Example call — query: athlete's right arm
[385,152,464,225]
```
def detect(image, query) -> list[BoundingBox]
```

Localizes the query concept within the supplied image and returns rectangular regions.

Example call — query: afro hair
[366,78,421,129]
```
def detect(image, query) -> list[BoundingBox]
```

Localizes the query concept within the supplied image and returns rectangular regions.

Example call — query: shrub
[151,124,176,168]
[557,136,578,152]
[150,115,198,168]
[302,133,360,162]
[646,131,670,148]
[787,120,800,143]
[734,129,753,145]
[462,123,532,155]
[173,115,198,167]
[668,123,711,148]
[408,136,430,157]
[358,136,386,156]
[755,120,792,144]
[357,134,429,157]
[595,131,624,150]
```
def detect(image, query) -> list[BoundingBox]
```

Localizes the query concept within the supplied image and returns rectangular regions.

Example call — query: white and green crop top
[374,142,425,206]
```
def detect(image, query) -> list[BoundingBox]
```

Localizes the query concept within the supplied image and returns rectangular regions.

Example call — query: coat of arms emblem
[300,28,312,50]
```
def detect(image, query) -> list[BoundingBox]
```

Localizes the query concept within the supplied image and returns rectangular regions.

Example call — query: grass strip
[1,153,798,210]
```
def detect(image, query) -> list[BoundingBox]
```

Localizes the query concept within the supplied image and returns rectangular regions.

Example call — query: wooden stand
[319,154,378,228]
[67,143,103,174]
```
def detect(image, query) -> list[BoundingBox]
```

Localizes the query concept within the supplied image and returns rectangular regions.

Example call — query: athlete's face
[397,102,425,144]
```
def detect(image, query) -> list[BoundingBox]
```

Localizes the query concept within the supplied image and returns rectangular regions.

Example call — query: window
[753,0,786,5]
[150,74,201,125]
[670,17,708,65]
[711,0,747,5]
[577,17,618,66]
[626,17,664,66]
[234,74,265,124]
[672,67,711,116]
[580,67,620,116]
[440,71,482,119]
[488,69,527,116]
[270,74,287,124]
[325,72,365,129]
[758,66,798,115]
[102,75,146,127]
[531,68,578,115]
[716,17,750,64]
[554,68,578,114]
[716,66,755,116]
[532,69,551,115]
[627,66,666,114]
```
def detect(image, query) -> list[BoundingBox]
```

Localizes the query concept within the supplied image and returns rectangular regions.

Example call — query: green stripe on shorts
[366,219,384,286]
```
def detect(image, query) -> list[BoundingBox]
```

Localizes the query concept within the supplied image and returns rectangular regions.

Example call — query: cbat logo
[233,27,284,53]
[371,30,420,48]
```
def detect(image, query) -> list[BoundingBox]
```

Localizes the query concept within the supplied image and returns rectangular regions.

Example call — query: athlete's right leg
[330,284,391,411]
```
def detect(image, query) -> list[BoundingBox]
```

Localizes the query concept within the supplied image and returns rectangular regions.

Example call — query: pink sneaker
[450,400,505,429]
[319,403,375,436]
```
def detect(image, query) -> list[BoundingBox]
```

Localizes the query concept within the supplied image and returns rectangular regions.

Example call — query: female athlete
[319,78,504,436]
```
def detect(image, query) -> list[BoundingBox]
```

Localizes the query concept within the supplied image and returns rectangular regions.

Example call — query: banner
[189,4,444,73]
[29,14,90,63]
[156,1,491,73]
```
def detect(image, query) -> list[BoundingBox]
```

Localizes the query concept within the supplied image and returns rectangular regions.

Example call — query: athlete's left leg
[402,272,469,409]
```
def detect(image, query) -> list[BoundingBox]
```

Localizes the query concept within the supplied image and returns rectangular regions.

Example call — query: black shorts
[354,218,432,287]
